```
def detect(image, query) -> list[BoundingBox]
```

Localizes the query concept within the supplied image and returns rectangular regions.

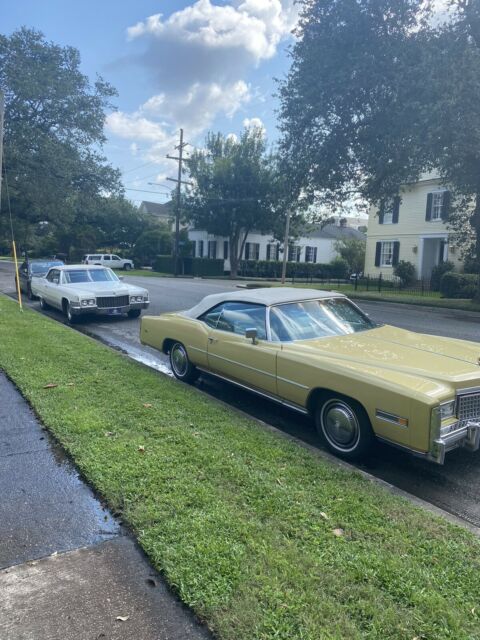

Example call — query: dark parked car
[16,259,64,299]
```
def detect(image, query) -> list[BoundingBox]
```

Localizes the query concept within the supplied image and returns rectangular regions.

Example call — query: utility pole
[166,129,191,277]
[281,209,291,285]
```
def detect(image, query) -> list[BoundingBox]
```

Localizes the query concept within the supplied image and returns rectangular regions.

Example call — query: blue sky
[3,0,297,205]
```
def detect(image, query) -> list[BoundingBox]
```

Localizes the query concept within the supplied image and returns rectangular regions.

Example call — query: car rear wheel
[123,263,132,271]
[315,395,375,461]
[169,342,199,383]
[127,309,141,319]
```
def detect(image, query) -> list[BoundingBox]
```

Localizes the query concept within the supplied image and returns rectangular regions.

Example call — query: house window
[379,196,400,224]
[197,240,204,258]
[383,210,393,224]
[208,240,217,259]
[266,243,278,261]
[432,192,444,220]
[245,242,260,260]
[223,240,229,260]
[288,245,301,262]
[305,246,317,263]
[380,241,394,267]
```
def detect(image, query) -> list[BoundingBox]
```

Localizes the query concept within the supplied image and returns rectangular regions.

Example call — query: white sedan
[32,265,150,323]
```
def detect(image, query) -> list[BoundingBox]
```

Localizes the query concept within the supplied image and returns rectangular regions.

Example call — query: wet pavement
[1,261,480,529]
[0,371,211,639]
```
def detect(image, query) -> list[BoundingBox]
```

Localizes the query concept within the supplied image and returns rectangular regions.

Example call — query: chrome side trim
[187,345,207,355]
[375,410,408,428]
[277,376,309,390]
[196,367,308,415]
[207,352,276,379]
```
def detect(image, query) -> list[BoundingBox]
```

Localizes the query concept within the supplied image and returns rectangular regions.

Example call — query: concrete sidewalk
[0,372,211,640]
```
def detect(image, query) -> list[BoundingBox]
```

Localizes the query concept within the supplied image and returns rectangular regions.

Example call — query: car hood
[63,282,148,297]
[282,324,480,385]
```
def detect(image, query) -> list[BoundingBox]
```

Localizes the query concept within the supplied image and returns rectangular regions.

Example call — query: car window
[220,302,267,339]
[199,304,225,329]
[63,268,118,283]
[103,255,111,261]
[46,269,60,284]
[269,299,375,342]
[112,255,121,261]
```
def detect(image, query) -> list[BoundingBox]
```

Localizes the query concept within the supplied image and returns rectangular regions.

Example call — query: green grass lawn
[1,295,480,639]
[120,269,171,278]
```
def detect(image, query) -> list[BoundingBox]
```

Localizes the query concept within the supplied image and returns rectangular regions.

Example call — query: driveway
[1,261,480,528]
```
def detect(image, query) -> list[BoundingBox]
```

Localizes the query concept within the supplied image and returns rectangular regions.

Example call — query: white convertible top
[182,287,345,318]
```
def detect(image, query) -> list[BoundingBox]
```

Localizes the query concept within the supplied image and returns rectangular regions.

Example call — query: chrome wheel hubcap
[321,400,360,451]
[171,344,188,376]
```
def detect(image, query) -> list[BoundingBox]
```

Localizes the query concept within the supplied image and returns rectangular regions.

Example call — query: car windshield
[63,268,119,284]
[31,261,63,274]
[269,298,376,342]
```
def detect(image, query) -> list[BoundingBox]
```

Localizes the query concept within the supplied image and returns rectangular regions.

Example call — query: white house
[364,174,465,279]
[188,221,365,272]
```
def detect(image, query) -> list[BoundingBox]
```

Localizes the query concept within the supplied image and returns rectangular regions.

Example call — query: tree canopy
[0,27,141,258]
[279,0,480,278]
[184,128,284,277]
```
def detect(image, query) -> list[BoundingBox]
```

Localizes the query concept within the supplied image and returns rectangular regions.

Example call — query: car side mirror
[245,327,258,344]
[118,276,124,281]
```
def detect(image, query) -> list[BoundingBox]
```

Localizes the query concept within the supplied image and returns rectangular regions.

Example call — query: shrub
[440,272,478,298]
[153,255,224,277]
[430,261,454,291]
[394,260,416,287]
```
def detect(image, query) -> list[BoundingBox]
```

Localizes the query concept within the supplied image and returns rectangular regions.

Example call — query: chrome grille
[458,391,480,423]
[96,295,130,309]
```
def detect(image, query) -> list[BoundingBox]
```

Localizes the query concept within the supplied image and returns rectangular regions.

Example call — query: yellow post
[12,240,23,310]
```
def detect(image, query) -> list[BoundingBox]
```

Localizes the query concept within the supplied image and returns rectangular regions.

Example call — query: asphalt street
[1,261,480,528]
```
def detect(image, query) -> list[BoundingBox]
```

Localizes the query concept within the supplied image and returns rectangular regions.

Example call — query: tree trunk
[229,231,240,279]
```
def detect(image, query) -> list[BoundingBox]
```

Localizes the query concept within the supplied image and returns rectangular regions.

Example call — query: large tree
[0,28,123,254]
[184,128,283,278]
[279,0,480,286]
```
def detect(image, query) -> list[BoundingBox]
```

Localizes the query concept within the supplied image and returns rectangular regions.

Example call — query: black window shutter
[392,196,400,224]
[266,244,270,261]
[379,203,385,225]
[441,191,450,221]
[313,247,317,263]
[245,242,250,260]
[223,240,229,259]
[392,241,400,266]
[375,242,381,267]
[425,193,433,221]
[276,244,280,261]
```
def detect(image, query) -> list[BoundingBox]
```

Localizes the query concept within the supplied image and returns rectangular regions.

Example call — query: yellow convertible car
[140,288,480,464]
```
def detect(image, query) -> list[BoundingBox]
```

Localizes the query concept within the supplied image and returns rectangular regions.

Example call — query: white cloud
[109,1,297,183]
[243,116,265,132]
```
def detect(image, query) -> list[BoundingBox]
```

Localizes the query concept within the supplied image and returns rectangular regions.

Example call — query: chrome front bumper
[428,421,480,465]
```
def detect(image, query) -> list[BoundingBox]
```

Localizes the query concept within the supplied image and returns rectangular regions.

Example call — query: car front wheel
[39,297,49,310]
[169,342,199,383]
[64,301,77,324]
[315,395,375,461]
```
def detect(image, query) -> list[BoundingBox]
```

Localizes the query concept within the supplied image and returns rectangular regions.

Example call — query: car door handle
[208,337,218,344]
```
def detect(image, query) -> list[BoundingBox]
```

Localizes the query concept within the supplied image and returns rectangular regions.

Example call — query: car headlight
[130,295,144,303]
[81,298,96,307]
[440,400,456,421]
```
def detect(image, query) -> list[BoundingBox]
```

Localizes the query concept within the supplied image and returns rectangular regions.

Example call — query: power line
[122,160,157,175]
[167,129,190,277]
[124,187,172,196]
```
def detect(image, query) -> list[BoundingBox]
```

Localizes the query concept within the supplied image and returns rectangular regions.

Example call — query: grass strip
[0,295,479,640]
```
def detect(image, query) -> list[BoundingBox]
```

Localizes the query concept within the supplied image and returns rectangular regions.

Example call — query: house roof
[182,287,345,318]
[306,223,366,241]
[140,201,173,217]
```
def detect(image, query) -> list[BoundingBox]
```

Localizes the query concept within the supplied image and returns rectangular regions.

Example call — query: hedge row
[153,255,224,277]
[440,272,479,298]
[239,258,349,279]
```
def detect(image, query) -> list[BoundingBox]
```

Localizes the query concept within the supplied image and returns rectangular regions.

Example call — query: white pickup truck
[82,254,134,270]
